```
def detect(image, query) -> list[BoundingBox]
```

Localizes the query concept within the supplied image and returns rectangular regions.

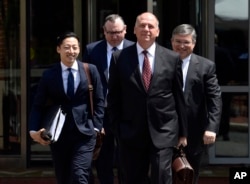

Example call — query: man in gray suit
[171,24,222,184]
[83,14,134,184]
[107,12,187,184]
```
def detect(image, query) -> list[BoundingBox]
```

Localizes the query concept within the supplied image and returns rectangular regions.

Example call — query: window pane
[0,0,21,155]
[215,0,249,85]
[29,0,73,162]
[216,93,249,157]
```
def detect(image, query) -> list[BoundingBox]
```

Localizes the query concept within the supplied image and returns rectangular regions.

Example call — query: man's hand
[29,128,51,145]
[203,131,216,145]
[177,137,187,147]
[101,128,105,135]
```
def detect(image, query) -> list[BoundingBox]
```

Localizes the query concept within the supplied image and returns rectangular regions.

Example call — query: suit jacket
[29,60,104,136]
[107,43,188,149]
[83,39,134,97]
[184,53,222,150]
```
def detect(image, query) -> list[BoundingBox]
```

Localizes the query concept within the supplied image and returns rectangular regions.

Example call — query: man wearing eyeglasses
[83,14,134,184]
[171,24,222,184]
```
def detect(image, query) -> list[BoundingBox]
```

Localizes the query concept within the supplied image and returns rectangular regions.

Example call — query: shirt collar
[136,42,156,57]
[107,41,124,51]
[182,54,192,64]
[60,60,78,71]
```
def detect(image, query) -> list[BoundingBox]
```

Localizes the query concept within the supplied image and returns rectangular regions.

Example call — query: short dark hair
[56,32,80,46]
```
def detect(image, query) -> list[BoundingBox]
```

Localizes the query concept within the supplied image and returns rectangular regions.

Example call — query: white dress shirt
[106,41,124,72]
[182,55,191,91]
[136,42,155,74]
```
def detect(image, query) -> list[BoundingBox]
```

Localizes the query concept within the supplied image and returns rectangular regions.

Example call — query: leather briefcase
[83,63,104,161]
[172,145,194,184]
[92,132,104,160]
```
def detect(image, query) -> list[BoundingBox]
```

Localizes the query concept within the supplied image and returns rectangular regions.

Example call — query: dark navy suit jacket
[29,60,104,136]
[83,39,134,98]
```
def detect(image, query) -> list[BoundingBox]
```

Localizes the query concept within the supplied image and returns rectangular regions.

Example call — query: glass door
[0,0,26,169]
[28,0,75,164]
[0,0,21,155]
[209,0,250,164]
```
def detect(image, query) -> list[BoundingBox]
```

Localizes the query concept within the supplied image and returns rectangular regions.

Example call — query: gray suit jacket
[184,53,222,150]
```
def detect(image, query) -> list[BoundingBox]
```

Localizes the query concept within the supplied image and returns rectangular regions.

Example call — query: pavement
[0,165,230,184]
[1,129,244,184]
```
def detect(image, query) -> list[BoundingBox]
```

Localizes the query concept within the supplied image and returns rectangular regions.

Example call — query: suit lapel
[127,45,146,93]
[75,61,88,95]
[53,63,68,98]
[147,44,163,92]
[99,41,109,82]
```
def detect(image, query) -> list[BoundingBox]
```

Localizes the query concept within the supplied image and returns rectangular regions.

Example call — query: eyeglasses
[174,40,193,46]
[105,29,125,36]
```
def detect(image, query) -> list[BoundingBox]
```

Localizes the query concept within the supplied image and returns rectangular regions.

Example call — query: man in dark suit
[171,24,222,184]
[83,14,134,184]
[29,32,104,184]
[107,12,187,184]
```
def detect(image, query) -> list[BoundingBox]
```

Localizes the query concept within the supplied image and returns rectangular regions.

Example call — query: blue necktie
[67,68,74,98]
[112,47,118,52]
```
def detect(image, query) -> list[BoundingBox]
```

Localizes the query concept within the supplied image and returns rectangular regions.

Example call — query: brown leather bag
[83,63,104,161]
[172,145,194,184]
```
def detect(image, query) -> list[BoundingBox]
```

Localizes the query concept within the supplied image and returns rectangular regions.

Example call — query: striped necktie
[142,50,152,91]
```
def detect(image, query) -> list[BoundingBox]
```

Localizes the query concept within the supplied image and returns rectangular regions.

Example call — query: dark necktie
[67,68,74,98]
[112,47,118,52]
[142,50,152,91]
